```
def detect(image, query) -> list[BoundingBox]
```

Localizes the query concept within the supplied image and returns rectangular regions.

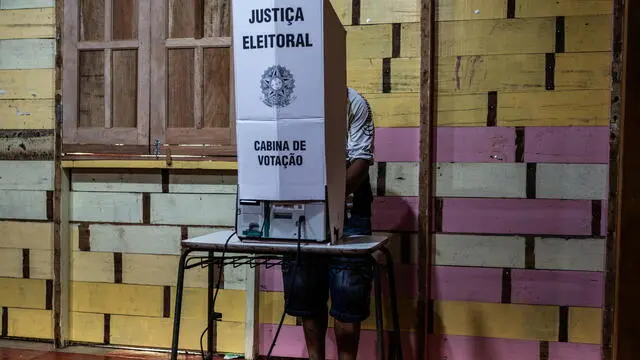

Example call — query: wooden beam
[60,159,238,170]
[419,0,435,359]
[609,0,640,359]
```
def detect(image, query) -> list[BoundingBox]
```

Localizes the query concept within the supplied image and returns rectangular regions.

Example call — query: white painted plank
[0,0,54,9]
[536,164,608,200]
[0,247,21,277]
[89,224,182,255]
[0,160,52,190]
[535,237,605,271]
[70,251,114,283]
[0,190,47,219]
[71,171,162,193]
[71,192,143,223]
[150,193,236,226]
[169,173,237,194]
[30,248,51,279]
[435,234,526,268]
[0,39,54,69]
[436,163,527,198]
[385,162,418,196]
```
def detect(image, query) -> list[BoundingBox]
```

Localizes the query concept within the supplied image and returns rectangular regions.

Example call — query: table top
[182,230,390,255]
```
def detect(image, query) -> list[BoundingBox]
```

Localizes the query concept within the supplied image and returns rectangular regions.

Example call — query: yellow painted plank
[0,100,54,129]
[61,160,238,170]
[365,92,487,127]
[0,277,46,309]
[565,15,613,53]
[401,18,555,58]
[555,52,612,91]
[109,315,244,353]
[70,312,104,343]
[0,8,54,39]
[71,251,114,283]
[347,58,382,94]
[393,55,546,94]
[329,0,352,25]
[169,287,246,323]
[346,24,392,59]
[0,248,21,277]
[0,221,53,250]
[30,249,51,279]
[6,308,52,339]
[497,90,610,126]
[122,253,208,288]
[259,291,297,326]
[435,301,559,341]
[360,0,507,24]
[569,307,602,344]
[516,0,612,17]
[0,69,54,99]
[71,281,164,317]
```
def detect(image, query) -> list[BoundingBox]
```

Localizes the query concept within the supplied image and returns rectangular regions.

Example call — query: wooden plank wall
[0,0,613,359]
[0,0,56,342]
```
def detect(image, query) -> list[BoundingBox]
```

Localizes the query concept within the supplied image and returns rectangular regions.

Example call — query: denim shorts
[281,215,374,323]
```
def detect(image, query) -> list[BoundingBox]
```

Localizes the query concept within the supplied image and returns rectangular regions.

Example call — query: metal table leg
[171,249,192,360]
[373,260,385,360]
[380,247,403,360]
[207,251,215,359]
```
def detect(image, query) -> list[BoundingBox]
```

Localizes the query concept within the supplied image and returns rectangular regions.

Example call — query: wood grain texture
[497,90,610,126]
[6,308,52,339]
[515,0,612,17]
[0,0,54,9]
[347,58,382,93]
[0,99,54,129]
[0,130,54,160]
[168,172,237,194]
[374,127,517,163]
[0,8,54,39]
[70,251,114,283]
[565,15,613,52]
[346,24,392,59]
[29,249,51,279]
[436,162,527,198]
[435,234,526,268]
[150,193,236,226]
[359,0,507,24]
[0,248,21,277]
[0,39,54,69]
[401,18,554,58]
[70,192,143,223]
[568,307,602,344]
[523,127,609,164]
[87,224,181,255]
[536,164,608,200]
[511,269,603,307]
[434,301,559,341]
[0,221,52,249]
[0,160,53,190]
[534,237,605,272]
[442,199,593,235]
[0,69,54,99]
[0,277,46,308]
[71,281,164,317]
[0,190,47,219]
[69,311,104,343]
[555,52,611,91]
[71,170,162,193]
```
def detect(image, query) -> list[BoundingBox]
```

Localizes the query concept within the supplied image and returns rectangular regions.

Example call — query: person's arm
[345,93,374,196]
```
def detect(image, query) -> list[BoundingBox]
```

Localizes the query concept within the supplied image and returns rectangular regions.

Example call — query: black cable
[199,231,235,360]
[266,215,305,359]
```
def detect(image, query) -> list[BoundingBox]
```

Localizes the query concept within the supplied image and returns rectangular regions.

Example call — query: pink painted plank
[259,265,284,292]
[429,335,539,360]
[442,198,593,235]
[524,127,609,164]
[372,196,419,231]
[511,269,604,307]
[432,266,503,303]
[374,127,517,163]
[548,342,602,360]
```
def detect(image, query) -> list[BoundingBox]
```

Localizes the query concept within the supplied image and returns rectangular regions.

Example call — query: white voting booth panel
[232,0,347,244]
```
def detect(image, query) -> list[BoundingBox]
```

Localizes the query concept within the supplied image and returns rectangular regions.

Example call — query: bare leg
[334,319,361,360]
[302,312,328,360]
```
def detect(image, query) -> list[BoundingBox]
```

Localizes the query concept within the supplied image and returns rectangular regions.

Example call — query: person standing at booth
[281,87,375,360]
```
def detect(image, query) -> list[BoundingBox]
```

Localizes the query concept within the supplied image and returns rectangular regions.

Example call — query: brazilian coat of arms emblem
[260,65,296,108]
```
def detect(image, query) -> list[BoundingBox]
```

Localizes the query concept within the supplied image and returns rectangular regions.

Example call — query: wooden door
[62,0,151,154]
[150,0,235,156]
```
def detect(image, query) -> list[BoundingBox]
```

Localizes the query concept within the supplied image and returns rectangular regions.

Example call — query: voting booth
[232,0,348,244]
